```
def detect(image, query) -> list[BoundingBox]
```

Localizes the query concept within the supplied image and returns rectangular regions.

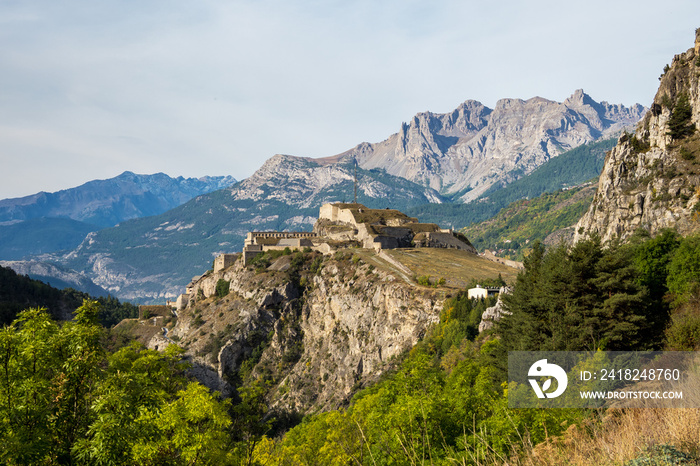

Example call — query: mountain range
[344,89,645,201]
[0,171,236,260]
[1,90,646,300]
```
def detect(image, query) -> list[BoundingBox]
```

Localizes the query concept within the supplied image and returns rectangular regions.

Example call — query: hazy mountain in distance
[0,171,237,260]
[0,171,237,228]
[56,159,446,300]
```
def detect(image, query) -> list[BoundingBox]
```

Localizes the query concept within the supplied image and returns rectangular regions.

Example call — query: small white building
[467,285,501,300]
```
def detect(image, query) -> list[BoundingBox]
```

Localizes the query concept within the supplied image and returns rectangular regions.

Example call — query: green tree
[499,238,655,352]
[231,379,275,465]
[0,307,60,464]
[0,300,106,464]
[131,383,234,465]
[74,343,191,465]
[667,92,696,140]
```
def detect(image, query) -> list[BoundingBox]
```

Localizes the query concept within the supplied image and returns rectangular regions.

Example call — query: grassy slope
[353,248,520,288]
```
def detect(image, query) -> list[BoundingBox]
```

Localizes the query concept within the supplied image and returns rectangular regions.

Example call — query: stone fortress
[242,202,476,262]
[174,202,477,310]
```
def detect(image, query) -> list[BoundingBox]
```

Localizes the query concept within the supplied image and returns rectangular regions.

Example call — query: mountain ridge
[11,90,645,300]
[0,171,237,261]
[55,165,447,300]
[0,171,237,228]
[334,89,645,201]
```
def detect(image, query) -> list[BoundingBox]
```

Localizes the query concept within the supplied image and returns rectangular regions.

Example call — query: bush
[416,275,432,286]
[665,313,700,350]
[667,235,700,304]
[215,279,230,298]
[680,146,695,160]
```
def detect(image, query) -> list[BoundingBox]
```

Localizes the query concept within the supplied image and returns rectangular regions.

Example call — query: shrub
[660,93,673,110]
[416,275,432,286]
[667,235,700,304]
[215,279,230,298]
[310,257,323,275]
[665,313,700,350]
[680,146,695,160]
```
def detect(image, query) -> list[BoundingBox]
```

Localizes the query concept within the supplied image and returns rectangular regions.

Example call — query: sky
[1,0,699,200]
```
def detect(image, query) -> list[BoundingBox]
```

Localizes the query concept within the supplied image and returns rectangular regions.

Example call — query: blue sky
[1,0,699,199]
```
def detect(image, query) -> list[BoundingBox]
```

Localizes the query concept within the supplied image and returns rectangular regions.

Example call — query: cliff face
[151,251,444,413]
[574,33,700,243]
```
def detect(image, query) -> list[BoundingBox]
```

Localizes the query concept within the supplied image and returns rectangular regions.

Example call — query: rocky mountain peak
[564,88,598,108]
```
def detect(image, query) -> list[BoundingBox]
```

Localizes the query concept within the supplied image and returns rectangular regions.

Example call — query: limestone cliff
[148,250,445,413]
[574,30,700,243]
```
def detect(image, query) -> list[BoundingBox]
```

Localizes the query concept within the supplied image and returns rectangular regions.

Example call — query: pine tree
[667,93,696,140]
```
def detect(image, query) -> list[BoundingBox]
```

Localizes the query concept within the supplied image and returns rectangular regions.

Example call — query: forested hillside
[251,231,700,465]
[462,184,597,259]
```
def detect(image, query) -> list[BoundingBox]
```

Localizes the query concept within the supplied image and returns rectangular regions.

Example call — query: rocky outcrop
[232,155,445,208]
[478,288,512,333]
[342,90,645,202]
[156,251,445,413]
[574,32,700,243]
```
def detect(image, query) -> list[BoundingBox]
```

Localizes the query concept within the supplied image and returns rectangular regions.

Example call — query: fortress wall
[319,203,339,222]
[336,208,358,226]
[214,253,239,272]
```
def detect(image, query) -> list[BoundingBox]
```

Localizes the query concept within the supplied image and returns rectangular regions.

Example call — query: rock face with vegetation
[156,250,447,413]
[575,32,700,243]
